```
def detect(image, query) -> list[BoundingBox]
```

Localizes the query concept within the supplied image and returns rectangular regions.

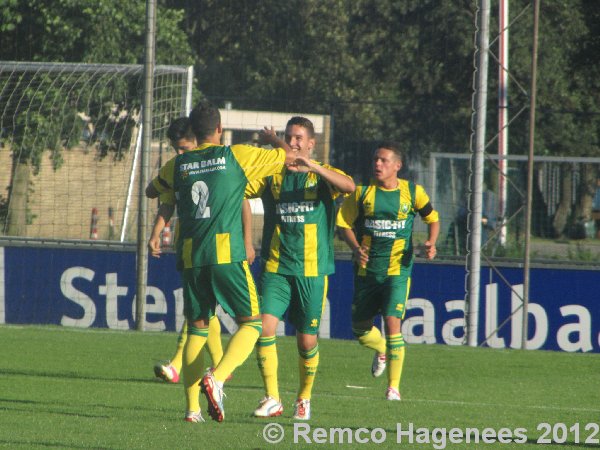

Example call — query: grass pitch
[0,325,598,449]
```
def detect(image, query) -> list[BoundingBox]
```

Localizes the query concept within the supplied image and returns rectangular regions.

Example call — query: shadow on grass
[0,440,110,450]
[0,368,162,384]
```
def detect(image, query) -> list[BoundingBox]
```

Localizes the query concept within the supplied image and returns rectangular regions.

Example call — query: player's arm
[414,184,440,260]
[146,180,160,199]
[338,227,369,268]
[147,158,176,199]
[336,189,368,266]
[242,199,255,265]
[257,126,296,165]
[148,202,175,258]
[288,157,355,194]
[423,221,440,260]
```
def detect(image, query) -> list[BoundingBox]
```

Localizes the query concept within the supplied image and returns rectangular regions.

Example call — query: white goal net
[0,61,192,243]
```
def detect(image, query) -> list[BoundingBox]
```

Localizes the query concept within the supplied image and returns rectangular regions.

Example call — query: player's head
[285,116,315,157]
[372,141,403,184]
[167,117,197,154]
[189,100,222,142]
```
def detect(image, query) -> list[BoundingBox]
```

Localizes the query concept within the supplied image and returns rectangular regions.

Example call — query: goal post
[0,61,193,243]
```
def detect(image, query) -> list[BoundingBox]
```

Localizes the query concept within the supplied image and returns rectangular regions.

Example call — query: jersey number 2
[191,181,211,219]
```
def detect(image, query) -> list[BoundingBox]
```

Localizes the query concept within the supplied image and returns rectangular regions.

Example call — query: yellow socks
[182,326,208,413]
[298,344,319,400]
[386,333,406,390]
[206,315,224,367]
[169,320,188,373]
[256,336,279,400]
[212,320,261,383]
[353,326,387,355]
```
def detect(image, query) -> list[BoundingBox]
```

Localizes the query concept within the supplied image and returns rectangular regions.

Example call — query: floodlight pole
[466,0,490,347]
[522,0,540,349]
[136,0,157,331]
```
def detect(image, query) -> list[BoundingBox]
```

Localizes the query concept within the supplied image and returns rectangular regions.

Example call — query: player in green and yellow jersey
[246,116,355,420]
[147,117,252,390]
[336,142,439,401]
[148,101,297,423]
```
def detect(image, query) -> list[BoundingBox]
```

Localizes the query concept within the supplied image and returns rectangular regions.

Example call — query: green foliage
[0,0,193,65]
[0,326,598,449]
[2,0,600,169]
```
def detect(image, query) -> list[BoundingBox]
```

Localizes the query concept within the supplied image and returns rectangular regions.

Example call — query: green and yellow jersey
[336,178,439,277]
[158,143,286,269]
[245,163,351,277]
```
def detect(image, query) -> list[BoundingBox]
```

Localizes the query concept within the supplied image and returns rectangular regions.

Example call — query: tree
[507,0,600,236]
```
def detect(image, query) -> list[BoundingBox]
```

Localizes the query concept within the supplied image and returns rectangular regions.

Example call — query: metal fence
[429,152,600,264]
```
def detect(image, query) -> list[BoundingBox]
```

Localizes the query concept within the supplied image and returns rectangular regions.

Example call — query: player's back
[174,144,247,268]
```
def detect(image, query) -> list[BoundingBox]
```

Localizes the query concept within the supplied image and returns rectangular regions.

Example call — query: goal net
[0,61,192,243]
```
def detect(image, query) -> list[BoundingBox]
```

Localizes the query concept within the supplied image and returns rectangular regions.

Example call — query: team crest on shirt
[400,202,410,214]
[181,170,189,179]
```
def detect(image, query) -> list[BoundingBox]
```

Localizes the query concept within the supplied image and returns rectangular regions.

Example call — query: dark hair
[189,100,221,140]
[375,141,404,163]
[286,116,315,138]
[166,117,194,144]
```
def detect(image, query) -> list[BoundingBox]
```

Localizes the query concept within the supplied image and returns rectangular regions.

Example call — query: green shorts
[260,272,328,335]
[181,261,259,321]
[351,273,411,323]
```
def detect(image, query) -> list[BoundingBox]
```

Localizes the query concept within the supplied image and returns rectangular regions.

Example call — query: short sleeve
[245,178,267,199]
[415,184,439,224]
[322,163,353,199]
[336,187,362,229]
[231,144,286,182]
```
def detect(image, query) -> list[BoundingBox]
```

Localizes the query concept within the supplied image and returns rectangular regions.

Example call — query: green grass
[0,326,598,449]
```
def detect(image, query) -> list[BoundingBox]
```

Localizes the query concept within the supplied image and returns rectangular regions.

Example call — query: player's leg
[183,319,209,419]
[291,275,327,420]
[253,313,283,417]
[382,275,410,401]
[253,271,290,416]
[154,319,187,383]
[209,261,262,382]
[206,315,223,367]
[351,276,387,376]
[201,261,262,422]
[171,320,188,373]
[181,267,213,421]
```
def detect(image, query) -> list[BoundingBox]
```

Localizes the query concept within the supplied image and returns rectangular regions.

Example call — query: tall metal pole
[136,0,157,331]
[522,0,540,349]
[498,0,509,246]
[466,0,490,347]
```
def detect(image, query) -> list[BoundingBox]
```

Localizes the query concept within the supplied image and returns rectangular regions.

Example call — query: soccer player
[148,100,296,423]
[147,117,254,387]
[336,142,439,401]
[246,116,355,420]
